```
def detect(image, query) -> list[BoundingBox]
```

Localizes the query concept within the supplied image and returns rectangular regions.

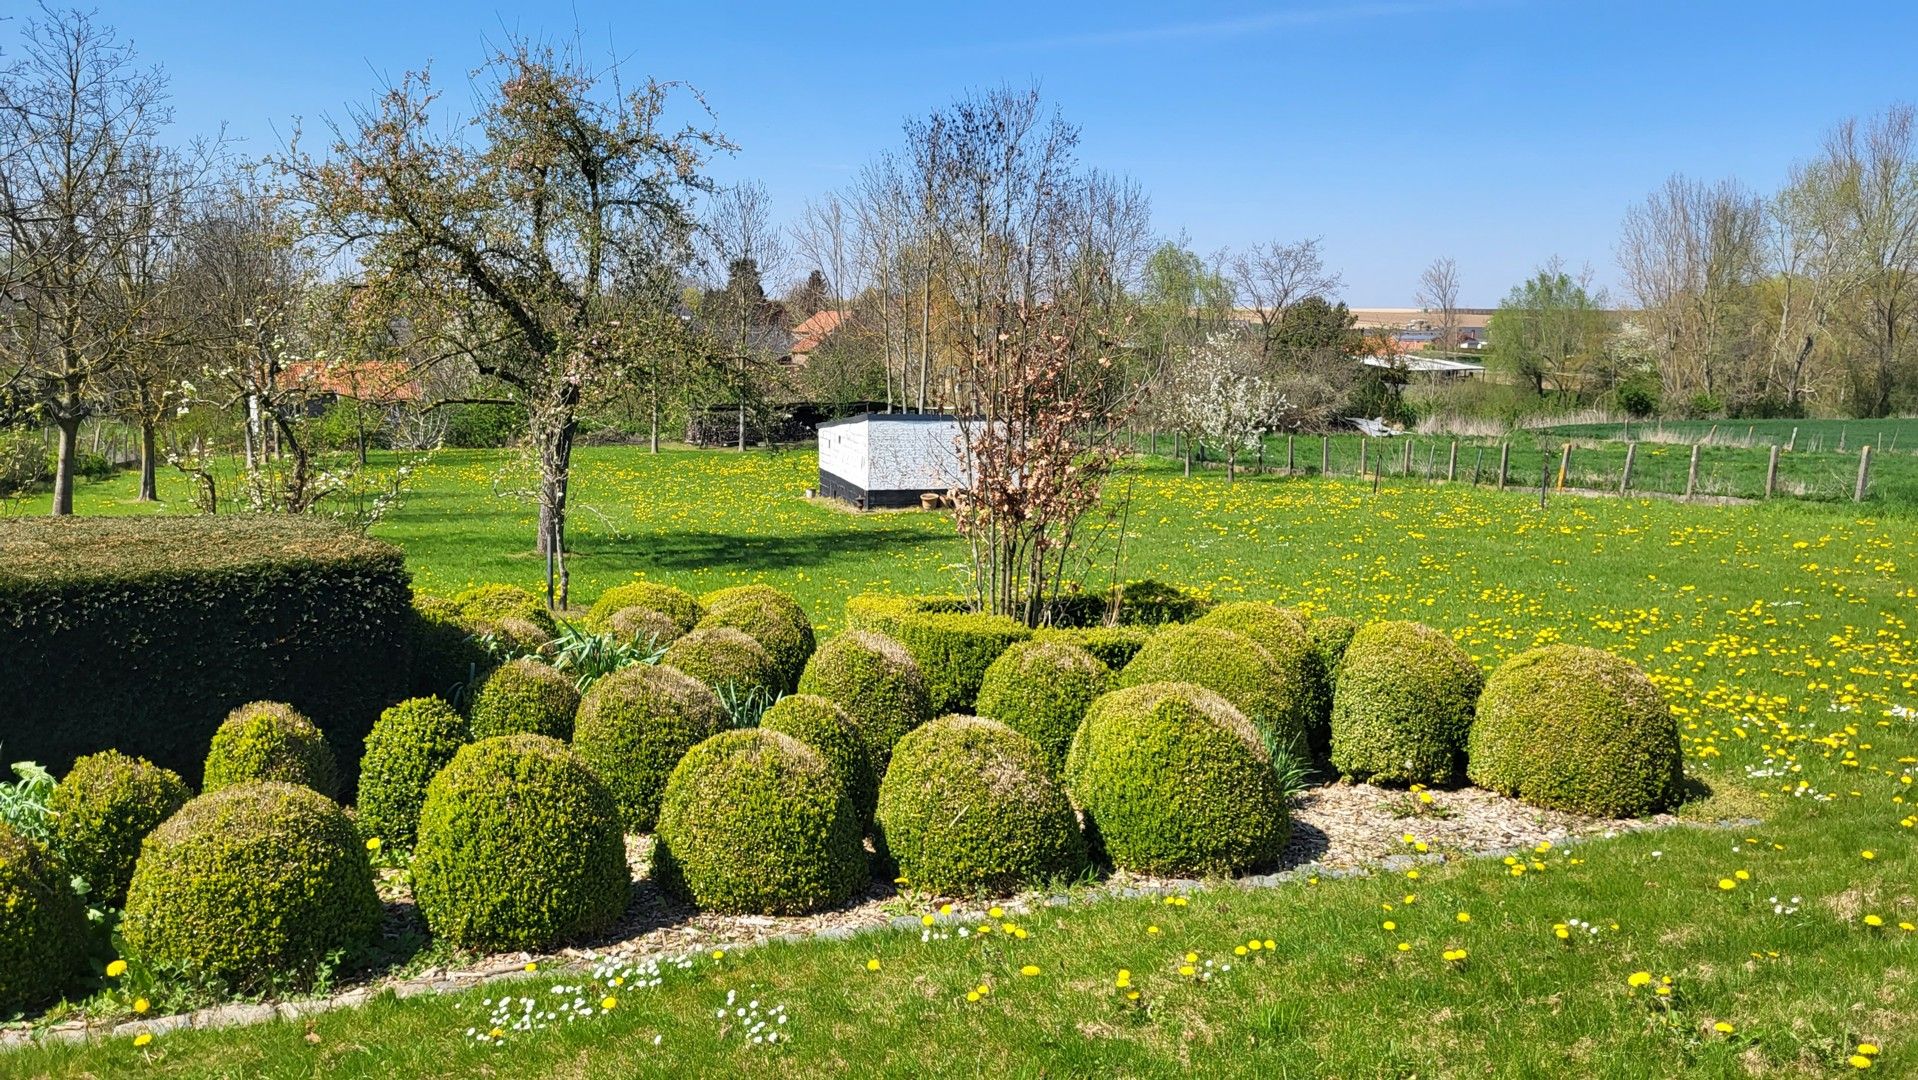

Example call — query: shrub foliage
[0,822,88,1013]
[697,585,816,691]
[844,595,1032,713]
[1329,621,1484,786]
[468,658,581,741]
[1120,625,1311,752]
[760,694,877,828]
[876,715,1086,896]
[586,581,703,635]
[662,626,783,700]
[974,640,1113,774]
[653,729,867,915]
[571,665,728,832]
[202,701,340,799]
[356,697,470,847]
[797,630,934,774]
[48,751,191,906]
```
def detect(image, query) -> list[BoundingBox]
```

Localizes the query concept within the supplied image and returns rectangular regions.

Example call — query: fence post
[1360,438,1368,477]
[1620,442,1637,493]
[1786,426,1797,452]
[1539,461,1549,508]
[1557,443,1572,490]
[1764,444,1780,500]
[1685,444,1701,500]
[1855,444,1873,502]
[1321,436,1330,477]
[1447,440,1458,482]
[1497,443,1509,490]
[1286,434,1295,476]
[1472,447,1483,484]
[1401,438,1413,476]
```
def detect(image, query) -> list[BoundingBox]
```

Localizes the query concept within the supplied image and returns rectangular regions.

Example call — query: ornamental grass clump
[760,694,877,829]
[875,715,1085,897]
[653,729,866,915]
[47,751,191,905]
[120,782,380,991]
[974,639,1114,774]
[586,581,703,636]
[697,585,816,691]
[1120,624,1311,753]
[0,821,87,1013]
[1063,682,1288,877]
[1329,621,1484,787]
[796,630,934,775]
[468,658,580,740]
[412,735,630,951]
[662,626,783,701]
[202,701,339,799]
[571,665,728,832]
[355,696,470,847]
[1469,645,1684,817]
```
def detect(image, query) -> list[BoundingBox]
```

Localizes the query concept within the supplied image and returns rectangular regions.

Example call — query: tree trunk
[51,416,81,516]
[138,420,158,502]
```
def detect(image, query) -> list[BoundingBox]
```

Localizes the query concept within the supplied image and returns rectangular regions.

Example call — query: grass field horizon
[4,446,1915,1077]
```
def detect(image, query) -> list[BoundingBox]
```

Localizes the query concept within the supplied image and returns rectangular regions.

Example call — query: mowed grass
[6,448,1918,1077]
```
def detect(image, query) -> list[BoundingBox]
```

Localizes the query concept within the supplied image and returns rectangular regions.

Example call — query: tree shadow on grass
[566,527,950,575]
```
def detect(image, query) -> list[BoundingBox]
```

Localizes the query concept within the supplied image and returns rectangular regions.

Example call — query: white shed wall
[817,419,870,489]
[867,418,966,492]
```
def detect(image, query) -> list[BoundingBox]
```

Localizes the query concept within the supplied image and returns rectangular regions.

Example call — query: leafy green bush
[1031,625,1155,670]
[609,606,682,649]
[1119,625,1311,753]
[796,630,933,775]
[697,585,815,691]
[120,782,380,991]
[442,402,528,448]
[468,658,580,740]
[1064,682,1288,876]
[1469,645,1683,817]
[47,751,191,906]
[0,517,412,783]
[0,428,52,497]
[974,639,1113,774]
[844,595,1031,713]
[875,715,1085,897]
[1330,621,1484,786]
[408,595,495,702]
[653,729,866,915]
[0,821,87,1013]
[1045,580,1212,628]
[412,735,630,951]
[451,583,557,642]
[1192,602,1326,743]
[760,694,876,829]
[586,581,703,635]
[662,627,783,700]
[1306,615,1358,681]
[202,701,340,799]
[356,697,469,847]
[571,665,727,832]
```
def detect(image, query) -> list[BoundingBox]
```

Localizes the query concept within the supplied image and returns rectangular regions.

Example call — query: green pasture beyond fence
[1129,429,1918,507]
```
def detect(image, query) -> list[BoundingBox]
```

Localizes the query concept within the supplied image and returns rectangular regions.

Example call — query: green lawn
[5,448,1917,1077]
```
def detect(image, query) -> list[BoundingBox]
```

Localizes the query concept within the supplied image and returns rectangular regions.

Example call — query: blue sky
[12,1,1918,305]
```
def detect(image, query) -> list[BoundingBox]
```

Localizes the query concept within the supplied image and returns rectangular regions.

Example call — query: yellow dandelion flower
[601,996,617,1010]
[711,949,726,960]
[132,1033,152,1047]
[1713,1021,1734,1034]
[1178,965,1196,977]
[1628,971,1652,987]
[1864,914,1885,927]
[365,837,382,852]
[988,907,1004,919]
[1455,912,1471,923]
[133,998,149,1014]
[1718,878,1737,891]
[866,959,881,972]
[1382,921,1397,931]
[524,962,538,972]
[921,914,936,926]
[1849,1055,1872,1069]
[1020,965,1040,977]
[105,960,127,978]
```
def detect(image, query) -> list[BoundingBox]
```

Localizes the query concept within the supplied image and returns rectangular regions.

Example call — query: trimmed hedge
[408,595,495,701]
[1307,615,1359,677]
[760,694,877,829]
[1119,625,1311,753]
[48,751,192,906]
[697,585,815,691]
[1031,625,1155,670]
[1047,579,1213,628]
[121,782,380,991]
[974,639,1114,774]
[609,606,683,649]
[0,822,88,1013]
[875,715,1085,897]
[0,517,413,783]
[1330,621,1484,787]
[653,729,867,915]
[571,665,728,832]
[451,584,557,643]
[468,658,580,741]
[797,630,934,775]
[1192,602,1327,743]
[1469,645,1684,817]
[662,627,783,700]
[844,595,1031,713]
[202,701,340,799]
[1064,682,1288,876]
[412,735,630,951]
[586,581,703,635]
[356,697,470,847]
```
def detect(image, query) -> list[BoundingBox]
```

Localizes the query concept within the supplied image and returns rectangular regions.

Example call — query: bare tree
[286,41,723,603]
[1824,105,1918,418]
[0,6,175,514]
[1765,156,1860,411]
[700,180,790,450]
[1415,255,1461,350]
[1230,237,1343,360]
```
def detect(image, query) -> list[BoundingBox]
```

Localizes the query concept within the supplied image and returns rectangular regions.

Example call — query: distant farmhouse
[1345,307,1497,351]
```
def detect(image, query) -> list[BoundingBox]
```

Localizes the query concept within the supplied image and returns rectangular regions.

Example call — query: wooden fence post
[1685,444,1701,500]
[1538,461,1550,508]
[1446,440,1458,482]
[1620,442,1637,493]
[1764,444,1779,500]
[1401,438,1413,476]
[1497,443,1509,490]
[1286,434,1295,476]
[1786,426,1797,452]
[1360,438,1368,477]
[1472,447,1483,484]
[1854,444,1873,502]
[1321,436,1330,476]
[1556,443,1572,490]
